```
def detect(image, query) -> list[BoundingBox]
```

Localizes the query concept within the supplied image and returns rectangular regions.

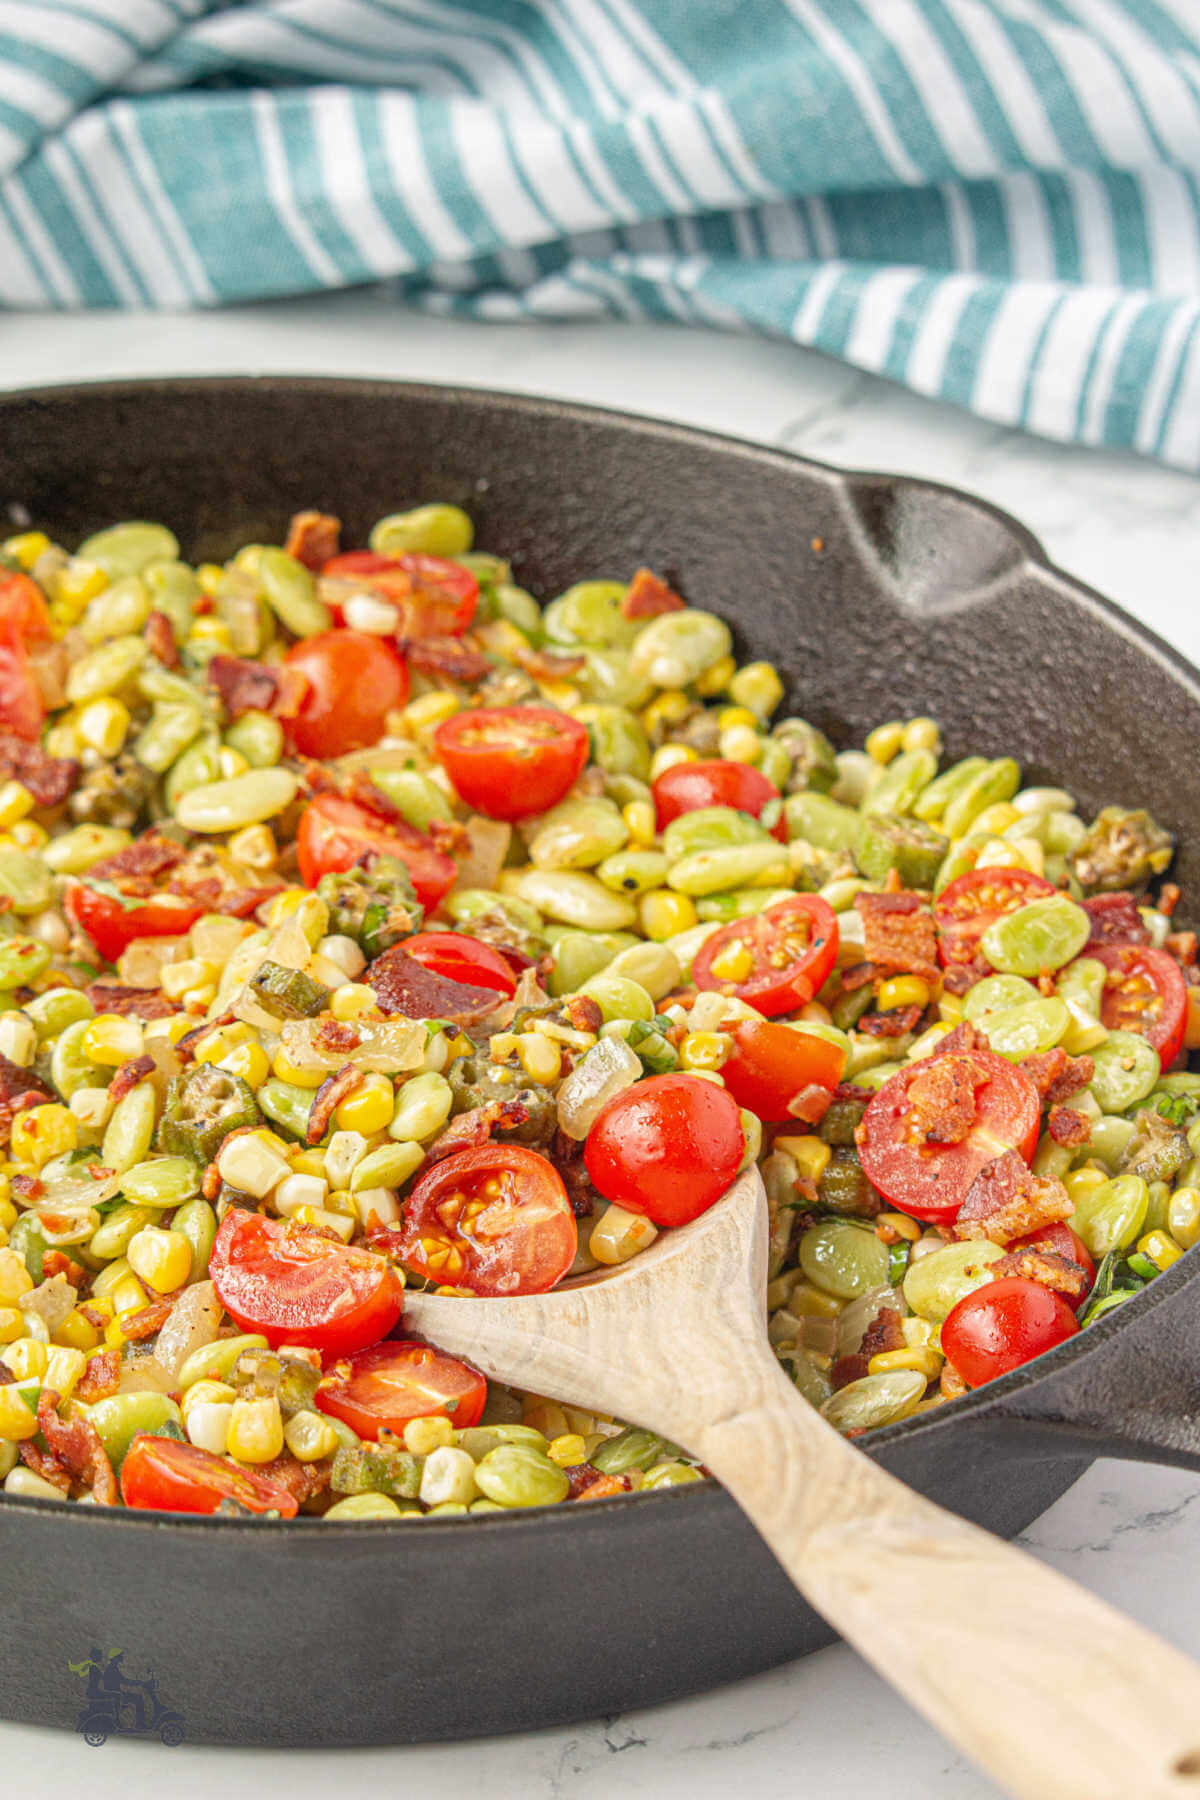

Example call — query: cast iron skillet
[0,378,1197,1748]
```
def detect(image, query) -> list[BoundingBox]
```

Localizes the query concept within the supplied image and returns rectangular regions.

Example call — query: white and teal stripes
[1,1,1200,464]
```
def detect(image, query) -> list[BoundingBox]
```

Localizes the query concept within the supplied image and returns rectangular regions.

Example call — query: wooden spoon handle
[696,1353,1200,1800]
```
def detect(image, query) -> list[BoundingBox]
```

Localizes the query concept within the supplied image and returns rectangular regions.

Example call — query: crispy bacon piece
[144,609,179,668]
[0,728,79,806]
[831,1081,875,1106]
[35,1389,118,1505]
[941,958,989,996]
[904,1054,984,1145]
[40,1248,86,1288]
[954,1150,1073,1246]
[551,1126,596,1218]
[931,1019,988,1059]
[403,636,492,686]
[940,1359,969,1400]
[18,1439,72,1494]
[83,832,186,891]
[1019,1048,1094,1107]
[854,891,939,983]
[254,1453,333,1505]
[831,1305,905,1390]
[74,1348,123,1404]
[207,654,308,721]
[0,1049,53,1146]
[107,1053,157,1106]
[514,644,587,682]
[564,1460,604,1498]
[859,1003,923,1039]
[366,945,503,1027]
[306,1063,361,1146]
[1048,1104,1091,1147]
[565,994,603,1036]
[424,1097,532,1165]
[573,1472,634,1502]
[1167,930,1198,970]
[839,960,878,992]
[1084,891,1149,947]
[213,885,283,919]
[620,568,686,620]
[84,982,177,1021]
[284,509,341,571]
[118,1297,174,1342]
[311,1017,361,1058]
[991,1248,1091,1307]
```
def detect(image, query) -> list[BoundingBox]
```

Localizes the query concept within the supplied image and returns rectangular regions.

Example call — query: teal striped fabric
[3,3,1200,466]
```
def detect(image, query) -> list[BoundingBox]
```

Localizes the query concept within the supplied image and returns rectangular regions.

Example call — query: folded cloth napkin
[3,1,1200,466]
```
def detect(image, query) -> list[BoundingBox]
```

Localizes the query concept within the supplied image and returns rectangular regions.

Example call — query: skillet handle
[695,1342,1200,1800]
[983,1263,1200,1472]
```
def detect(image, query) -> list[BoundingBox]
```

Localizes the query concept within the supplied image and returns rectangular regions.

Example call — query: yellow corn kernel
[228,823,278,869]
[127,1226,193,1295]
[144,1014,195,1048]
[901,1317,941,1353]
[0,1384,39,1441]
[3,530,50,569]
[639,888,696,940]
[402,690,459,734]
[271,1045,328,1089]
[0,1307,24,1344]
[110,1273,148,1319]
[0,781,33,830]
[976,836,1045,876]
[679,1030,730,1072]
[227,1396,285,1464]
[188,617,233,650]
[180,1379,238,1418]
[869,1347,943,1381]
[292,1205,355,1241]
[972,801,1022,837]
[717,705,758,733]
[10,1104,78,1170]
[330,982,378,1022]
[1,1337,47,1382]
[717,724,761,764]
[402,1414,454,1456]
[640,691,691,736]
[727,661,785,721]
[901,716,941,755]
[334,1073,396,1136]
[774,1135,832,1184]
[0,1192,13,1231]
[589,1203,659,1265]
[515,1033,562,1085]
[284,1408,339,1463]
[879,1210,922,1243]
[876,975,931,1012]
[57,560,108,609]
[159,957,219,1001]
[43,1345,87,1400]
[547,1433,588,1468]
[53,1308,101,1352]
[865,721,904,764]
[82,1014,144,1067]
[1064,1165,1109,1206]
[694,653,737,698]
[196,562,225,595]
[194,1021,255,1065]
[937,993,965,1025]
[217,1040,270,1089]
[622,800,656,847]
[648,747,696,784]
[7,818,47,851]
[488,1032,520,1065]
[74,696,131,757]
[43,721,80,761]
[289,1148,328,1180]
[1137,1229,1182,1272]
[706,939,755,983]
[266,887,308,926]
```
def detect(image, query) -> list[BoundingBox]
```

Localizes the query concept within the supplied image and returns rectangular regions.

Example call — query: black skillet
[0,378,1197,1747]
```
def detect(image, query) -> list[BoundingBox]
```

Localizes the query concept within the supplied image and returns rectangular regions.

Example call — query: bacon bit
[144,609,179,668]
[284,509,341,571]
[904,1054,984,1145]
[0,1049,54,1146]
[991,1248,1091,1307]
[839,960,879,993]
[10,1172,41,1204]
[367,945,503,1027]
[1084,891,1150,947]
[620,568,686,620]
[565,994,603,1036]
[18,1439,72,1494]
[954,1151,1073,1246]
[74,1348,123,1404]
[1167,930,1198,970]
[214,884,284,920]
[854,891,939,983]
[551,1127,596,1218]
[306,1063,361,1146]
[830,1306,905,1390]
[201,1162,222,1201]
[255,1453,333,1504]
[78,1304,108,1330]
[859,1003,923,1039]
[788,1083,835,1126]
[120,1297,174,1341]
[931,1019,988,1059]
[175,1010,237,1061]
[940,1359,969,1400]
[565,1460,604,1497]
[0,728,79,806]
[85,832,187,892]
[107,1054,157,1107]
[573,1472,634,1502]
[514,644,587,682]
[941,959,988,996]
[1048,1104,1091,1148]
[40,1248,86,1288]
[312,1017,361,1057]
[1159,883,1182,919]
[424,1097,532,1165]
[36,1388,118,1505]
[84,982,177,1021]
[831,1082,875,1105]
[207,654,308,721]
[1019,1047,1094,1107]
[403,636,493,686]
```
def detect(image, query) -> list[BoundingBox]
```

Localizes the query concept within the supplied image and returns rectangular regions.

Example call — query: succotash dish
[0,505,1194,1524]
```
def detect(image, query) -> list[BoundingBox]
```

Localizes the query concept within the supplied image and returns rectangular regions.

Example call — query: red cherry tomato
[717,1019,846,1121]
[0,571,52,741]
[651,760,787,843]
[322,552,478,637]
[584,1073,745,1228]
[856,1048,1041,1224]
[316,1339,487,1440]
[401,930,517,998]
[1089,942,1187,1069]
[295,794,457,913]
[66,885,205,965]
[692,895,839,1018]
[209,1209,403,1357]
[1008,1219,1096,1291]
[433,705,589,821]
[941,1277,1079,1388]
[397,1145,577,1296]
[283,629,409,759]
[934,868,1056,967]
[119,1436,299,1517]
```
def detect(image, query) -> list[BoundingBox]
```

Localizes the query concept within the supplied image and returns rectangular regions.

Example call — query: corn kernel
[728,661,785,720]
[181,1379,238,1418]
[639,888,697,940]
[57,560,108,608]
[271,1046,328,1089]
[1064,1165,1109,1206]
[640,691,691,737]
[1,1337,47,1381]
[679,1030,730,1071]
[292,1204,356,1242]
[7,818,47,851]
[901,716,941,754]
[547,1432,588,1467]
[0,781,33,830]
[774,1135,832,1184]
[972,802,1022,836]
[878,1210,922,1243]
[1137,1229,1182,1272]
[334,1073,396,1136]
[217,1039,271,1088]
[274,1172,329,1217]
[109,1273,148,1319]
[869,1347,943,1381]
[289,1149,328,1180]
[54,1308,101,1352]
[74,696,131,757]
[403,690,459,734]
[127,1226,193,1295]
[284,1408,339,1462]
[717,705,759,733]
[622,800,656,847]
[187,1400,234,1456]
[81,1014,144,1066]
[403,1414,454,1456]
[718,724,761,764]
[194,1021,254,1065]
[4,530,50,569]
[589,1203,659,1265]
[938,993,965,1025]
[188,617,233,650]
[706,939,755,983]
[160,957,219,1001]
[227,1396,284,1464]
[649,744,697,780]
[10,1104,78,1170]
[419,1446,479,1508]
[515,1033,562,1084]
[196,562,225,595]
[865,721,904,764]
[330,982,378,1022]
[0,1384,39,1441]
[876,975,931,1012]
[0,1307,25,1345]
[43,722,80,761]
[43,1345,87,1400]
[217,1132,291,1198]
[694,654,737,698]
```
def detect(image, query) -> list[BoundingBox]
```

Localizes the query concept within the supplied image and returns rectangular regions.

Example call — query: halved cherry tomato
[941,1277,1079,1388]
[397,1144,576,1296]
[1090,942,1187,1068]
[692,895,838,1018]
[323,552,478,637]
[717,1019,846,1121]
[119,1436,299,1517]
[584,1072,745,1228]
[66,885,205,965]
[857,1047,1041,1224]
[0,570,51,644]
[401,930,517,998]
[316,1339,487,1440]
[1008,1219,1096,1292]
[0,571,53,741]
[934,868,1056,967]
[283,629,409,759]
[209,1209,403,1357]
[295,794,457,913]
[433,705,590,822]
[651,760,787,843]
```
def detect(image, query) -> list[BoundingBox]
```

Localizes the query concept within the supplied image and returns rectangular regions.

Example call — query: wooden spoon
[404,1167,1200,1800]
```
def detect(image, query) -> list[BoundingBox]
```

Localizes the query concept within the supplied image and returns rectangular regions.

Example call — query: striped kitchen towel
[2,1,1200,466]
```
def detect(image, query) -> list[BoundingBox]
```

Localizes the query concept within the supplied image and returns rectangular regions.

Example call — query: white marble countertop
[1,294,1198,1799]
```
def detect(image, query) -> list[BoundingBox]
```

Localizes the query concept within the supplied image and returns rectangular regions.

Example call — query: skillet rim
[0,370,1195,1531]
